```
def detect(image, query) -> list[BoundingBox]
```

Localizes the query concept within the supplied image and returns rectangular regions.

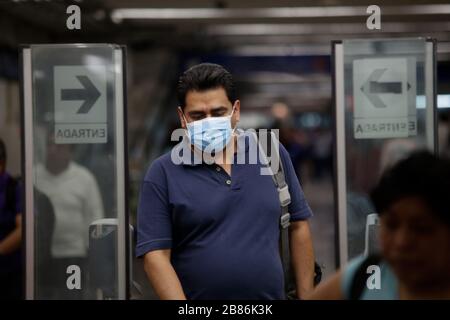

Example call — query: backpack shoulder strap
[349,254,382,300]
[254,130,291,211]
[251,130,292,294]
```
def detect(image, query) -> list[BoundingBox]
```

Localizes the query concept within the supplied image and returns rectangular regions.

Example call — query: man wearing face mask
[137,63,315,300]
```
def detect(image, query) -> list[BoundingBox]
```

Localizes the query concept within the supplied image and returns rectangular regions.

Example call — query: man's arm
[290,220,315,299]
[144,249,187,300]
[0,214,22,255]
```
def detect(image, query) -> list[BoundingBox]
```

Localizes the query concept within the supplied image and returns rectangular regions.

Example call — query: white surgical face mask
[183,107,235,154]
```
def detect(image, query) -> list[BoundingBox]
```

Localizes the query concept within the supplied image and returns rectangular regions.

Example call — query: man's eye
[190,115,204,121]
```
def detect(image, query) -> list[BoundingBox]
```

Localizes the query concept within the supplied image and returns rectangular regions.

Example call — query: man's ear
[177,106,187,129]
[233,100,241,123]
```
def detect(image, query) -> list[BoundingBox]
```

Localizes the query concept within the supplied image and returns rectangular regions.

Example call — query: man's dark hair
[177,63,236,108]
[371,150,450,227]
[0,138,6,164]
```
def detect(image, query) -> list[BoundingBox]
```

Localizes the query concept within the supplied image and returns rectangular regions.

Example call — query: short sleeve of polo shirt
[279,144,313,222]
[136,158,173,257]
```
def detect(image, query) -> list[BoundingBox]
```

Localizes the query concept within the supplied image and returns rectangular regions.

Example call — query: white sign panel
[54,65,107,143]
[353,57,417,139]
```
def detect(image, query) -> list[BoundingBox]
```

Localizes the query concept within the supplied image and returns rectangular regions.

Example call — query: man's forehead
[185,88,230,107]
[185,105,229,114]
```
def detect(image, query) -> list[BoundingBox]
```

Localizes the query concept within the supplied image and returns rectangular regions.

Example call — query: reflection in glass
[34,136,104,299]
[341,39,433,260]
[27,44,124,300]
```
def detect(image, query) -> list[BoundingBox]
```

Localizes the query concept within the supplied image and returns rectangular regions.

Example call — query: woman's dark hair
[371,150,450,227]
[0,138,6,164]
[177,63,236,108]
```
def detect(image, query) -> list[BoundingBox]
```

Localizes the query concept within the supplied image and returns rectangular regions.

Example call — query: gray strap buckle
[280,213,291,229]
[278,185,291,207]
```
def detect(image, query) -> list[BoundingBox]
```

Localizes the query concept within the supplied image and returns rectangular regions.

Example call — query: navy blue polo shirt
[136,131,313,300]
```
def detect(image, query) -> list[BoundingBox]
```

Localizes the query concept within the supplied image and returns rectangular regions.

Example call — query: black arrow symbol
[61,75,101,114]
[360,68,410,108]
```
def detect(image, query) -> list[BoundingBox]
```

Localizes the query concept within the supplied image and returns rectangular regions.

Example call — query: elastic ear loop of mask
[180,109,190,139]
[230,106,237,134]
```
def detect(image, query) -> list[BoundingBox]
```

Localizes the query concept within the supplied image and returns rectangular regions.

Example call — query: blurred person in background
[34,136,104,299]
[137,63,315,300]
[378,139,418,178]
[0,138,23,300]
[272,103,310,181]
[308,151,450,299]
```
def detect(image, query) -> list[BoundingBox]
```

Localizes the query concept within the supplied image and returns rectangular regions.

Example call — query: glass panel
[29,44,123,299]
[341,38,435,260]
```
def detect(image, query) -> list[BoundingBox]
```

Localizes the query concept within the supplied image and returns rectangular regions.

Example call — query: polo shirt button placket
[226,179,231,186]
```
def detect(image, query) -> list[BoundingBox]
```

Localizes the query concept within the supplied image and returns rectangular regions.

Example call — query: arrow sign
[61,75,101,114]
[360,68,410,108]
